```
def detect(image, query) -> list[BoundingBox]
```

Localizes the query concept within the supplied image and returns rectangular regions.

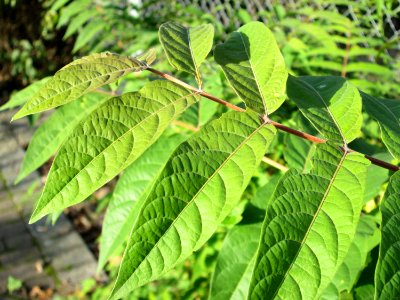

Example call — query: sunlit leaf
[109,110,276,299]
[287,75,362,144]
[249,143,370,299]
[159,22,214,83]
[214,21,288,115]
[98,132,187,270]
[13,51,154,120]
[15,93,108,183]
[29,80,198,223]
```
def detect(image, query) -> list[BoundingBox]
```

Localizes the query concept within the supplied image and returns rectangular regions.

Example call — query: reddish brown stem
[145,67,399,172]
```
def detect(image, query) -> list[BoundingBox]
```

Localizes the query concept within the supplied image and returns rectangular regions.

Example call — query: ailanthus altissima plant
[5,21,400,299]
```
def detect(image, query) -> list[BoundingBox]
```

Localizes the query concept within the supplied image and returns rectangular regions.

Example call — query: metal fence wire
[175,0,400,54]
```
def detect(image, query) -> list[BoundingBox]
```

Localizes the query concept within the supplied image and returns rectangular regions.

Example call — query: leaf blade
[375,171,400,299]
[15,93,108,183]
[29,80,198,223]
[110,110,276,299]
[214,21,288,115]
[249,143,370,299]
[98,132,187,270]
[287,75,363,144]
[159,22,214,81]
[361,92,400,160]
[12,52,151,120]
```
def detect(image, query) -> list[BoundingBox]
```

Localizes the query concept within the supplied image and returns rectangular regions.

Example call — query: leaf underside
[159,22,214,79]
[110,110,276,299]
[375,171,400,299]
[29,80,198,223]
[13,52,152,120]
[287,75,362,144]
[249,142,369,299]
[98,132,187,270]
[214,21,288,115]
[16,93,107,183]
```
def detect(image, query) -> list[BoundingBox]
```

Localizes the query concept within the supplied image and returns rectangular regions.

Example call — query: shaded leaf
[321,215,380,297]
[159,22,214,83]
[210,223,262,300]
[361,92,400,160]
[109,110,276,299]
[13,52,153,120]
[287,75,362,144]
[29,80,199,223]
[98,132,187,270]
[375,171,400,298]
[15,93,108,184]
[249,143,370,299]
[214,22,287,115]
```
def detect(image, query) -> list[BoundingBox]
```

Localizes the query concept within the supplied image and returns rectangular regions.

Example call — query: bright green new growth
[249,143,370,299]
[214,21,288,115]
[98,132,187,270]
[109,111,276,299]
[361,92,400,160]
[15,93,107,184]
[12,52,153,120]
[159,22,214,85]
[375,171,400,299]
[29,80,199,223]
[287,75,362,144]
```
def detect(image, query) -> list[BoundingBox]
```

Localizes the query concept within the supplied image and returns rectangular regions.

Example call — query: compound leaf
[287,76,362,144]
[210,223,262,300]
[98,132,187,270]
[109,110,276,299]
[29,80,198,223]
[249,142,370,299]
[13,52,153,120]
[361,92,400,160]
[159,22,214,83]
[15,93,108,184]
[214,21,287,115]
[375,171,400,299]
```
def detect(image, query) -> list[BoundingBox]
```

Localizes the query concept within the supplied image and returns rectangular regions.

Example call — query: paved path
[0,109,104,296]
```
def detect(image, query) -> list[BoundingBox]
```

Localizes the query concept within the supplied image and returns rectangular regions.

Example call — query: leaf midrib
[238,31,268,115]
[33,91,197,220]
[270,150,348,299]
[115,122,267,294]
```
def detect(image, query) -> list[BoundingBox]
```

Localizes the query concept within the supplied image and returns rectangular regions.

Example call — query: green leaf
[361,92,400,160]
[284,135,315,172]
[0,77,50,111]
[214,21,288,115]
[321,215,380,297]
[15,93,108,184]
[29,80,199,223]
[109,110,276,299]
[375,171,400,298]
[72,20,104,53]
[363,153,390,204]
[63,9,97,39]
[12,52,152,120]
[210,223,262,300]
[287,75,362,144]
[249,142,370,299]
[159,22,214,84]
[98,132,187,270]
